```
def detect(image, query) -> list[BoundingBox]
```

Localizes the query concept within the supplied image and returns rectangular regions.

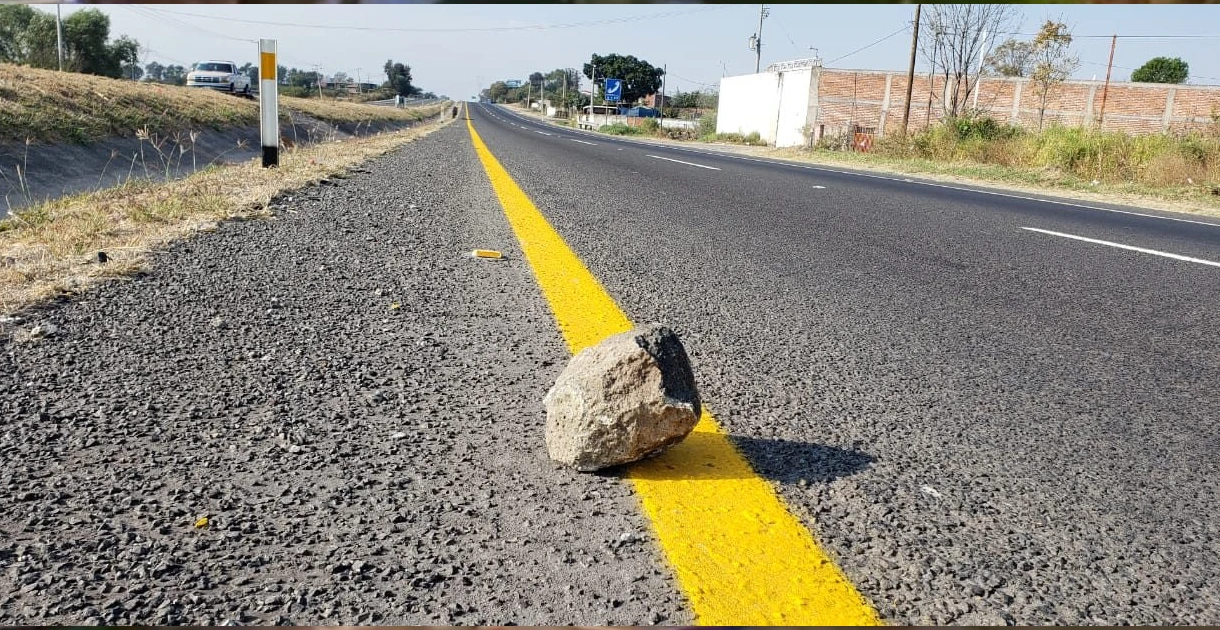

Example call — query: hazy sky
[45,3,1220,99]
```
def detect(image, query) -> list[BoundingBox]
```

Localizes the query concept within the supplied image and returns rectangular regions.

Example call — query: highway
[470,102,1220,625]
[3,102,1219,626]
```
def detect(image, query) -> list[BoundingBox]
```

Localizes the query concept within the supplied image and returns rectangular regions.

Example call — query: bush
[698,113,717,138]
[599,123,642,136]
[641,118,660,133]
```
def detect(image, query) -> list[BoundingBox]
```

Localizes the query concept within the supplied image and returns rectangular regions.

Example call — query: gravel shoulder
[0,120,690,625]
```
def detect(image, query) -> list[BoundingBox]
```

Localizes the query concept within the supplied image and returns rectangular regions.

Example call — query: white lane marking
[569,139,597,145]
[535,130,553,136]
[811,185,826,189]
[646,155,721,171]
[488,106,1220,230]
[1022,227,1220,268]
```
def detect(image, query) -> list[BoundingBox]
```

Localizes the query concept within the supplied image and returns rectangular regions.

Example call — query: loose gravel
[0,121,691,626]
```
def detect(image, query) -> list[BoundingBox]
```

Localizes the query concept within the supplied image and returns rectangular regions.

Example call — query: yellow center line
[464,103,881,626]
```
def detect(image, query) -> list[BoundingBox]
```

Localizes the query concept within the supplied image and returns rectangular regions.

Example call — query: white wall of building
[717,73,781,143]
[716,69,814,148]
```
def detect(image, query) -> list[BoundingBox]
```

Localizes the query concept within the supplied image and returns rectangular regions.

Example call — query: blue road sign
[605,78,622,102]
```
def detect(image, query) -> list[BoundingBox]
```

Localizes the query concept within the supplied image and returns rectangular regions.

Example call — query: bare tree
[1029,19,1079,130]
[920,4,1020,118]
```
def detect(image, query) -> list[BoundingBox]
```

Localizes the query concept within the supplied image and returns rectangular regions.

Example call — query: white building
[716,58,823,148]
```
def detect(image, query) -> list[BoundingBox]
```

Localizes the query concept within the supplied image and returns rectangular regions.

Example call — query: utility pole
[659,64,667,124]
[562,71,568,116]
[1098,34,1117,128]
[751,4,769,74]
[55,4,64,72]
[925,28,940,128]
[901,3,921,135]
[592,64,598,106]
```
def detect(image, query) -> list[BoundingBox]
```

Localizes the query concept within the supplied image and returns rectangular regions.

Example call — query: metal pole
[56,4,64,72]
[973,29,990,110]
[1098,34,1117,127]
[901,3,921,135]
[562,71,567,116]
[259,39,280,168]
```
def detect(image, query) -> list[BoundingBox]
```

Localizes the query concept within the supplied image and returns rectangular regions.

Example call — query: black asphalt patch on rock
[0,121,690,625]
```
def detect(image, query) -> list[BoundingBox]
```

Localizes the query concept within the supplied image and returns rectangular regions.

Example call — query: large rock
[543,325,702,471]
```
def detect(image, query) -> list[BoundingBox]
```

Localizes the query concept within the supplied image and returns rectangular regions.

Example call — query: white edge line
[1021,227,1220,268]
[569,139,597,145]
[485,104,1220,230]
[646,154,720,171]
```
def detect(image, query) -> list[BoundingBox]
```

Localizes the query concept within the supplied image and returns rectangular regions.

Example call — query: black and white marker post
[259,39,279,168]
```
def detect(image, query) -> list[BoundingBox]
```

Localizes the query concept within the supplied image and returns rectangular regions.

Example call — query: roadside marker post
[259,39,279,168]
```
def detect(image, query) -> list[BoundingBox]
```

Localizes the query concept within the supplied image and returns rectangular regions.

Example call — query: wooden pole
[901,4,921,135]
[1097,34,1117,128]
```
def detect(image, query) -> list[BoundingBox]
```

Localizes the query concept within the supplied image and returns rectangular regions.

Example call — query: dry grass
[281,97,448,126]
[0,114,457,315]
[0,63,451,144]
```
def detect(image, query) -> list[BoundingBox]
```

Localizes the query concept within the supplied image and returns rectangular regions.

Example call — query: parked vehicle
[186,61,251,95]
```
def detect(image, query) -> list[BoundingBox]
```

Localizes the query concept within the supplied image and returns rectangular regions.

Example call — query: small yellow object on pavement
[471,249,503,259]
[194,517,209,529]
[390,302,401,310]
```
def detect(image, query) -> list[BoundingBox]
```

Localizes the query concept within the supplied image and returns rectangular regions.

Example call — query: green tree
[487,81,508,102]
[144,61,164,82]
[64,8,118,76]
[384,59,421,98]
[582,53,664,105]
[670,91,700,109]
[985,38,1034,77]
[0,5,59,69]
[1131,56,1189,84]
[238,62,258,85]
[111,35,141,80]
[1029,20,1080,130]
[163,64,187,86]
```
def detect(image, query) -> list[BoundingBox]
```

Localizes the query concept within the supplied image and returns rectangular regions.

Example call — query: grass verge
[0,112,456,315]
[0,63,450,144]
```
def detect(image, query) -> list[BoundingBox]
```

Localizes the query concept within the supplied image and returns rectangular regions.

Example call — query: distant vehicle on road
[186,61,250,95]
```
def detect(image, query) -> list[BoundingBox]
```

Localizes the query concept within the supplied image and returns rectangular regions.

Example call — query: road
[469,102,1220,625]
[2,102,1219,625]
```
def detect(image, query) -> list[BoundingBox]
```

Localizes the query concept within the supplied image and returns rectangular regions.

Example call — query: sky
[40,3,1220,99]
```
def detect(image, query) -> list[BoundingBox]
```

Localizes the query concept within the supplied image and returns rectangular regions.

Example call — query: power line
[1080,59,1220,84]
[668,72,718,89]
[133,4,731,34]
[827,24,911,65]
[123,5,256,44]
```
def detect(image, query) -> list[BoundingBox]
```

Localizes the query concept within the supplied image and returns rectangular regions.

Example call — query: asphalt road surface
[2,103,1219,625]
[471,103,1220,625]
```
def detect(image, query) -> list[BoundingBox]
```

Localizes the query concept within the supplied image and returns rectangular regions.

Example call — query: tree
[985,38,1034,77]
[1028,20,1080,130]
[487,81,508,103]
[543,68,582,109]
[384,59,421,98]
[238,62,258,85]
[582,53,664,105]
[670,91,700,109]
[111,35,141,80]
[144,61,165,82]
[1131,56,1189,84]
[920,4,1020,117]
[163,64,187,86]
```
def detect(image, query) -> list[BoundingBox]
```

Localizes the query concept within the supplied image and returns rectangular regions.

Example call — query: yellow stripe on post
[260,52,276,81]
[464,112,882,626]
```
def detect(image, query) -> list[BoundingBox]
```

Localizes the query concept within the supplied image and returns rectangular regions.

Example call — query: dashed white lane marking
[647,155,720,171]
[1022,227,1220,268]
[535,131,553,136]
[811,185,826,189]
[486,107,1220,231]
[569,139,597,146]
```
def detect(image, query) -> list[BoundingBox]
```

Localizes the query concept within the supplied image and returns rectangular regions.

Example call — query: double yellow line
[464,103,880,626]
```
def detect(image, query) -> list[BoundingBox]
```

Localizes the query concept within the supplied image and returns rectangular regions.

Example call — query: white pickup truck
[186,60,251,95]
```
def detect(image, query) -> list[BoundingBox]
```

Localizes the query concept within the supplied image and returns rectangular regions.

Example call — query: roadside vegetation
[0,113,457,314]
[0,63,446,144]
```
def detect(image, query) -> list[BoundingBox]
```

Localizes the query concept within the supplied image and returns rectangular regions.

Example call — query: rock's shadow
[614,429,873,483]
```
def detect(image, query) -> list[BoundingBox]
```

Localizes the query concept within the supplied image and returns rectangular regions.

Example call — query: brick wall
[811,68,1220,138]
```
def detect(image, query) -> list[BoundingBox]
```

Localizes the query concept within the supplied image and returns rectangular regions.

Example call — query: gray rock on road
[544,325,701,471]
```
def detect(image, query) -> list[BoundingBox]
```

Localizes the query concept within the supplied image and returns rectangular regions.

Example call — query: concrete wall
[717,70,813,147]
